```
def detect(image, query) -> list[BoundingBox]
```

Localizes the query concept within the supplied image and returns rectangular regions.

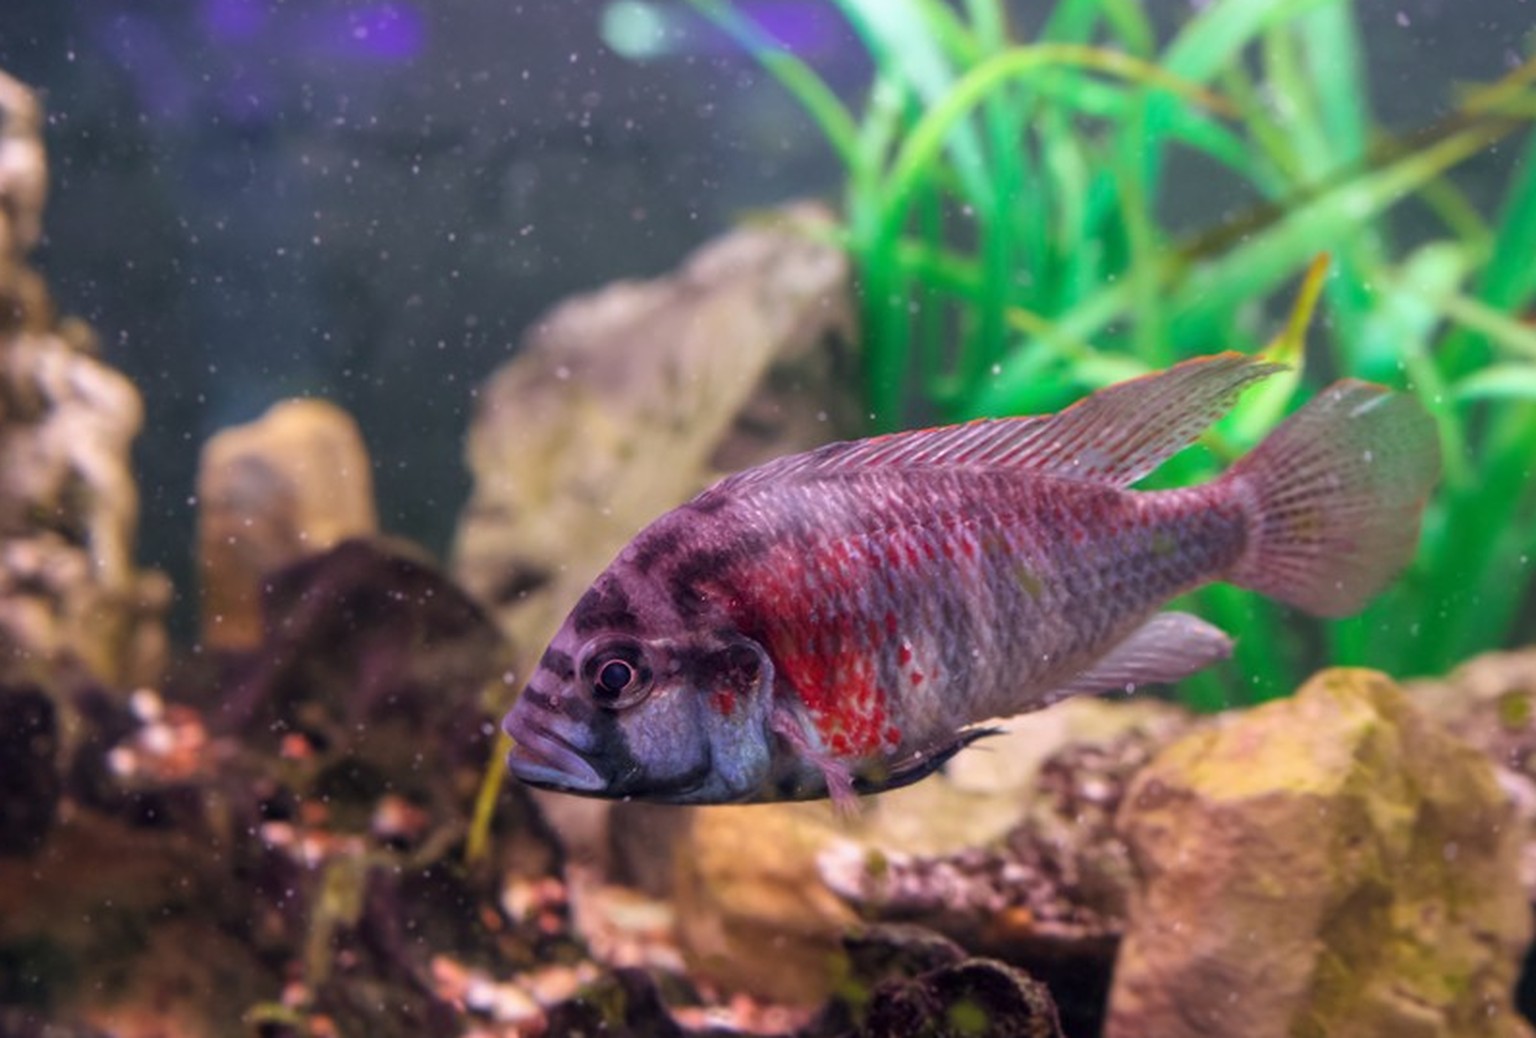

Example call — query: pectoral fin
[1059,611,1233,695]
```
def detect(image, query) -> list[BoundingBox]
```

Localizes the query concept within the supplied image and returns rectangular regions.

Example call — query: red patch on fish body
[744,537,896,757]
[707,469,1244,766]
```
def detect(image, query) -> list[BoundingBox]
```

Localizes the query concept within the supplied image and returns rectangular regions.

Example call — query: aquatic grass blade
[696,0,1536,708]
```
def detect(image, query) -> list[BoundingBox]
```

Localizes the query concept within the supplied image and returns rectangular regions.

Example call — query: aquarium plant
[684,0,1536,708]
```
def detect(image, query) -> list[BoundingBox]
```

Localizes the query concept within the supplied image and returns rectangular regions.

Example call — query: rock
[541,968,692,1038]
[537,926,1067,1038]
[196,398,378,651]
[449,202,858,899]
[216,539,510,814]
[0,683,58,854]
[675,803,859,1006]
[672,698,1185,1010]
[450,201,857,685]
[0,70,49,330]
[849,959,1065,1038]
[0,1010,110,1038]
[814,925,1066,1038]
[1409,650,1536,898]
[0,72,167,694]
[1107,668,1533,1038]
[0,537,569,1038]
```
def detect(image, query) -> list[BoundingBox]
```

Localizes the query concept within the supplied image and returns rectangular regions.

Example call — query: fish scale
[502,353,1440,807]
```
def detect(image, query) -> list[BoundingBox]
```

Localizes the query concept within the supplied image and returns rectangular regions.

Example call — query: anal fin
[1060,611,1232,695]
[852,727,1002,797]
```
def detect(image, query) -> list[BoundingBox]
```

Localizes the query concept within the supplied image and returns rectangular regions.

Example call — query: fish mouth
[504,716,606,794]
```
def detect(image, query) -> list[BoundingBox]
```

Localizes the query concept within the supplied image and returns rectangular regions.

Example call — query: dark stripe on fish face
[670,580,710,621]
[665,544,756,620]
[580,700,714,799]
[572,579,640,635]
[586,708,635,781]
[630,525,688,575]
[539,647,576,681]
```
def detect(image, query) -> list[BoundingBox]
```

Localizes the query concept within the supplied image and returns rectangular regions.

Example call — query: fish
[502,353,1440,808]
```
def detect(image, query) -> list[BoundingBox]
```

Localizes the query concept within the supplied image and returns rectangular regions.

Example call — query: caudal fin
[1223,379,1440,618]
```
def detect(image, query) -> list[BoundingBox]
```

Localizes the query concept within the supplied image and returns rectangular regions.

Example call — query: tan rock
[0,73,166,691]
[1107,668,1533,1038]
[451,202,858,686]
[196,398,378,650]
[673,803,857,1006]
[0,69,48,328]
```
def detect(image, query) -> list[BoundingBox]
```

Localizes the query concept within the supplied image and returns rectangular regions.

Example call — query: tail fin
[1223,380,1440,617]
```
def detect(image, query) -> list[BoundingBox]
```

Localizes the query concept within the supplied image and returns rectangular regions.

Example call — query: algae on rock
[1108,668,1532,1038]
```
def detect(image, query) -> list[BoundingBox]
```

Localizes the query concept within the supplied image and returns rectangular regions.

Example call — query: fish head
[502,570,777,804]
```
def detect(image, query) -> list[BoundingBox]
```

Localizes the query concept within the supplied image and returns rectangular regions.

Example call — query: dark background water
[0,0,1529,635]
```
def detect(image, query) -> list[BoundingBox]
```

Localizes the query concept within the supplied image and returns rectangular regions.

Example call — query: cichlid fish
[503,353,1439,808]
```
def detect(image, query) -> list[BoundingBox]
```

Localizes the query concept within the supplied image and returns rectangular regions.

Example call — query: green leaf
[1161,0,1331,83]
[1169,120,1506,343]
[1452,364,1536,402]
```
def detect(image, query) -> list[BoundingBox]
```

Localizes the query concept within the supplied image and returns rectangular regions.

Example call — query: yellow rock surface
[1107,668,1533,1038]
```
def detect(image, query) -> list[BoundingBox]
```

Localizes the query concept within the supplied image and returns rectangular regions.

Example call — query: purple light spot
[338,3,426,62]
[90,13,198,122]
[203,0,267,42]
[739,1,841,56]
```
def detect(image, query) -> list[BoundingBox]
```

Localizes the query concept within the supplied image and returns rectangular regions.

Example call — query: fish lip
[505,717,606,794]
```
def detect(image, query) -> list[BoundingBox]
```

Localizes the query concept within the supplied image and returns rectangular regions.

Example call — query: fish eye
[596,659,635,697]
[580,639,653,709]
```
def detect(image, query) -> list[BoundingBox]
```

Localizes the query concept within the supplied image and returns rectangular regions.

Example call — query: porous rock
[0,70,49,328]
[196,398,378,651]
[0,71,167,695]
[0,537,557,1038]
[1409,649,1536,898]
[1107,667,1533,1038]
[0,683,58,854]
[216,538,510,811]
[451,202,858,685]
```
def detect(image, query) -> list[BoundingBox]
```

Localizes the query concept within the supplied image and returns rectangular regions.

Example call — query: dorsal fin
[714,352,1282,494]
